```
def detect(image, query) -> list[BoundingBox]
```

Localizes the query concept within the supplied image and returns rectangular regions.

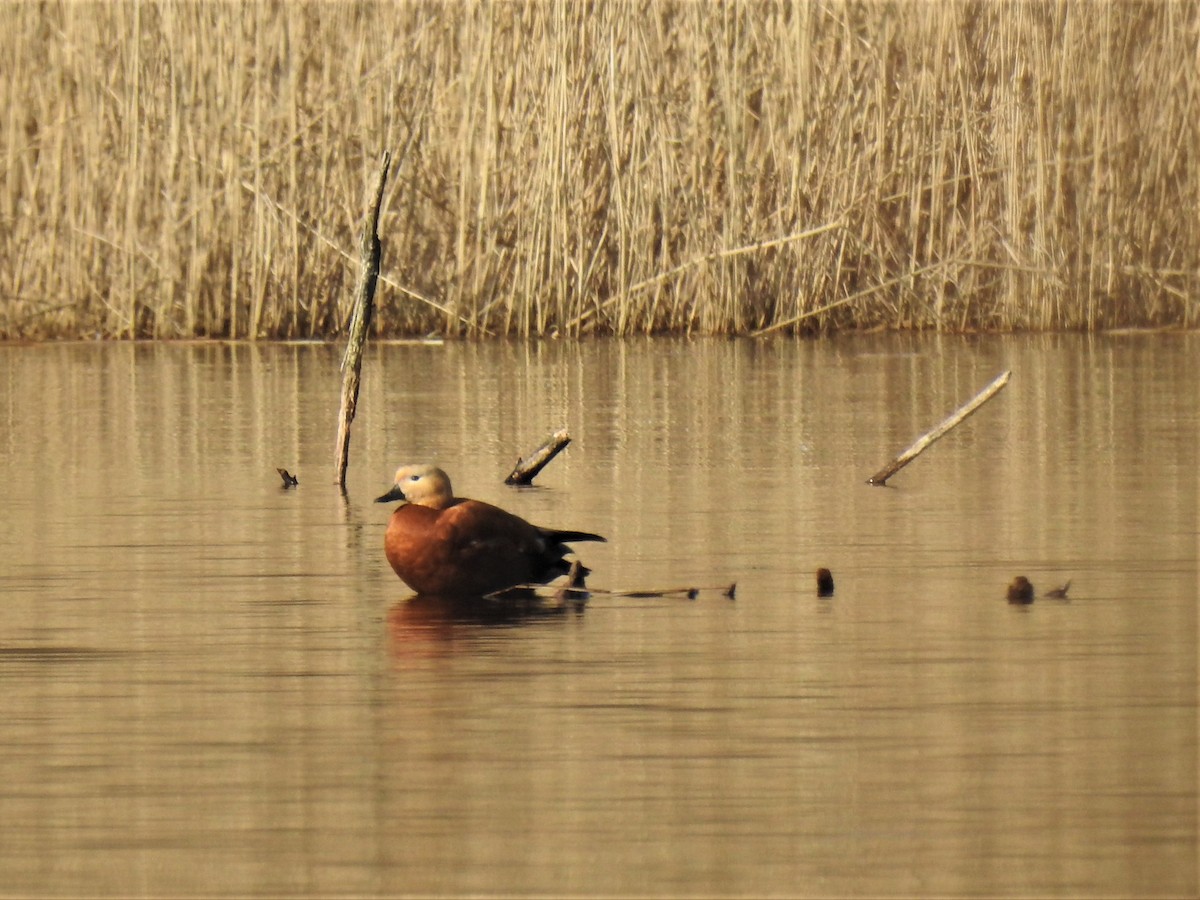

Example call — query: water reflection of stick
[335,150,391,491]
[505,429,571,485]
[868,369,1011,486]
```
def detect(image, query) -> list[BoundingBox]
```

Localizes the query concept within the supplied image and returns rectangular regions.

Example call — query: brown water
[0,335,1195,898]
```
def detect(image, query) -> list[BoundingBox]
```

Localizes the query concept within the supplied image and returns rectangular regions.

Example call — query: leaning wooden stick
[505,428,571,485]
[335,150,391,490]
[868,370,1011,486]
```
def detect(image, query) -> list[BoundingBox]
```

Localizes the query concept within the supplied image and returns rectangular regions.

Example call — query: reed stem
[2,2,1195,338]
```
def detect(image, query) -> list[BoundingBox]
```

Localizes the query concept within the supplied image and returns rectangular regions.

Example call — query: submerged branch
[593,582,737,600]
[486,581,738,602]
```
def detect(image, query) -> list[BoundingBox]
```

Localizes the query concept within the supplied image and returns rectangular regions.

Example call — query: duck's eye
[409,474,420,481]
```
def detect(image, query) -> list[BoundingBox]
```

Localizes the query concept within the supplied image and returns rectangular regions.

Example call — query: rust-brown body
[377,464,603,597]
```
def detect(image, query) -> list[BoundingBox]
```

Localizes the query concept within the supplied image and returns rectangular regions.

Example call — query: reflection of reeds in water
[3,2,1197,339]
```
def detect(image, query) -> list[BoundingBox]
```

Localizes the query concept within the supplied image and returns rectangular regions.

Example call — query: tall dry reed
[1,1,1196,338]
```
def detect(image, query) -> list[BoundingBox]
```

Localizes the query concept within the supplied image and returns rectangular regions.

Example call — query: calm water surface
[0,335,1196,898]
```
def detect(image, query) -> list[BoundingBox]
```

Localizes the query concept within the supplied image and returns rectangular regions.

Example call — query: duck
[375,464,605,597]
[1006,576,1035,604]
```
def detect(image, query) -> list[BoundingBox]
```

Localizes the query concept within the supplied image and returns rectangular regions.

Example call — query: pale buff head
[375,464,455,509]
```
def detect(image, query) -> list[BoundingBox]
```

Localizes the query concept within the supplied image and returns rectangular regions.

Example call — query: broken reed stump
[276,467,299,488]
[868,370,1011,486]
[816,568,834,597]
[335,150,391,491]
[505,428,571,485]
[1045,580,1071,599]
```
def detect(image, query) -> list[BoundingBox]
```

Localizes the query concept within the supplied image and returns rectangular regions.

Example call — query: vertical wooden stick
[335,151,391,490]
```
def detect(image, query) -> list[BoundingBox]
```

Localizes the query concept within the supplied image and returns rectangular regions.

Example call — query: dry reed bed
[2,1,1197,338]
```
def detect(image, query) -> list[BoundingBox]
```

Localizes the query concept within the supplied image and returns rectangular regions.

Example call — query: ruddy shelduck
[375,464,605,597]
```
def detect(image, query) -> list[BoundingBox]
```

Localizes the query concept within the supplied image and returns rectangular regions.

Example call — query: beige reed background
[2,1,1197,339]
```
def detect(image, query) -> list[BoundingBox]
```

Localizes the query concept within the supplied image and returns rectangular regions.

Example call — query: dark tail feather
[546,529,606,544]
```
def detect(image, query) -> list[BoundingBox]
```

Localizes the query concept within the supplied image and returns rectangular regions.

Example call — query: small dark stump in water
[1007,576,1034,604]
[816,568,835,597]
[1045,580,1071,600]
[276,468,299,488]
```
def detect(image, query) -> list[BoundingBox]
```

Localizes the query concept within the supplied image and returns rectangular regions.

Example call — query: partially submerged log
[596,582,737,601]
[276,467,299,488]
[485,580,738,603]
[612,586,700,600]
[868,370,1011,486]
[505,429,571,485]
[335,151,391,491]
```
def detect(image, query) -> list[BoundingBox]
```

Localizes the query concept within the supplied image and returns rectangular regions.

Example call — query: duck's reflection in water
[387,592,584,660]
